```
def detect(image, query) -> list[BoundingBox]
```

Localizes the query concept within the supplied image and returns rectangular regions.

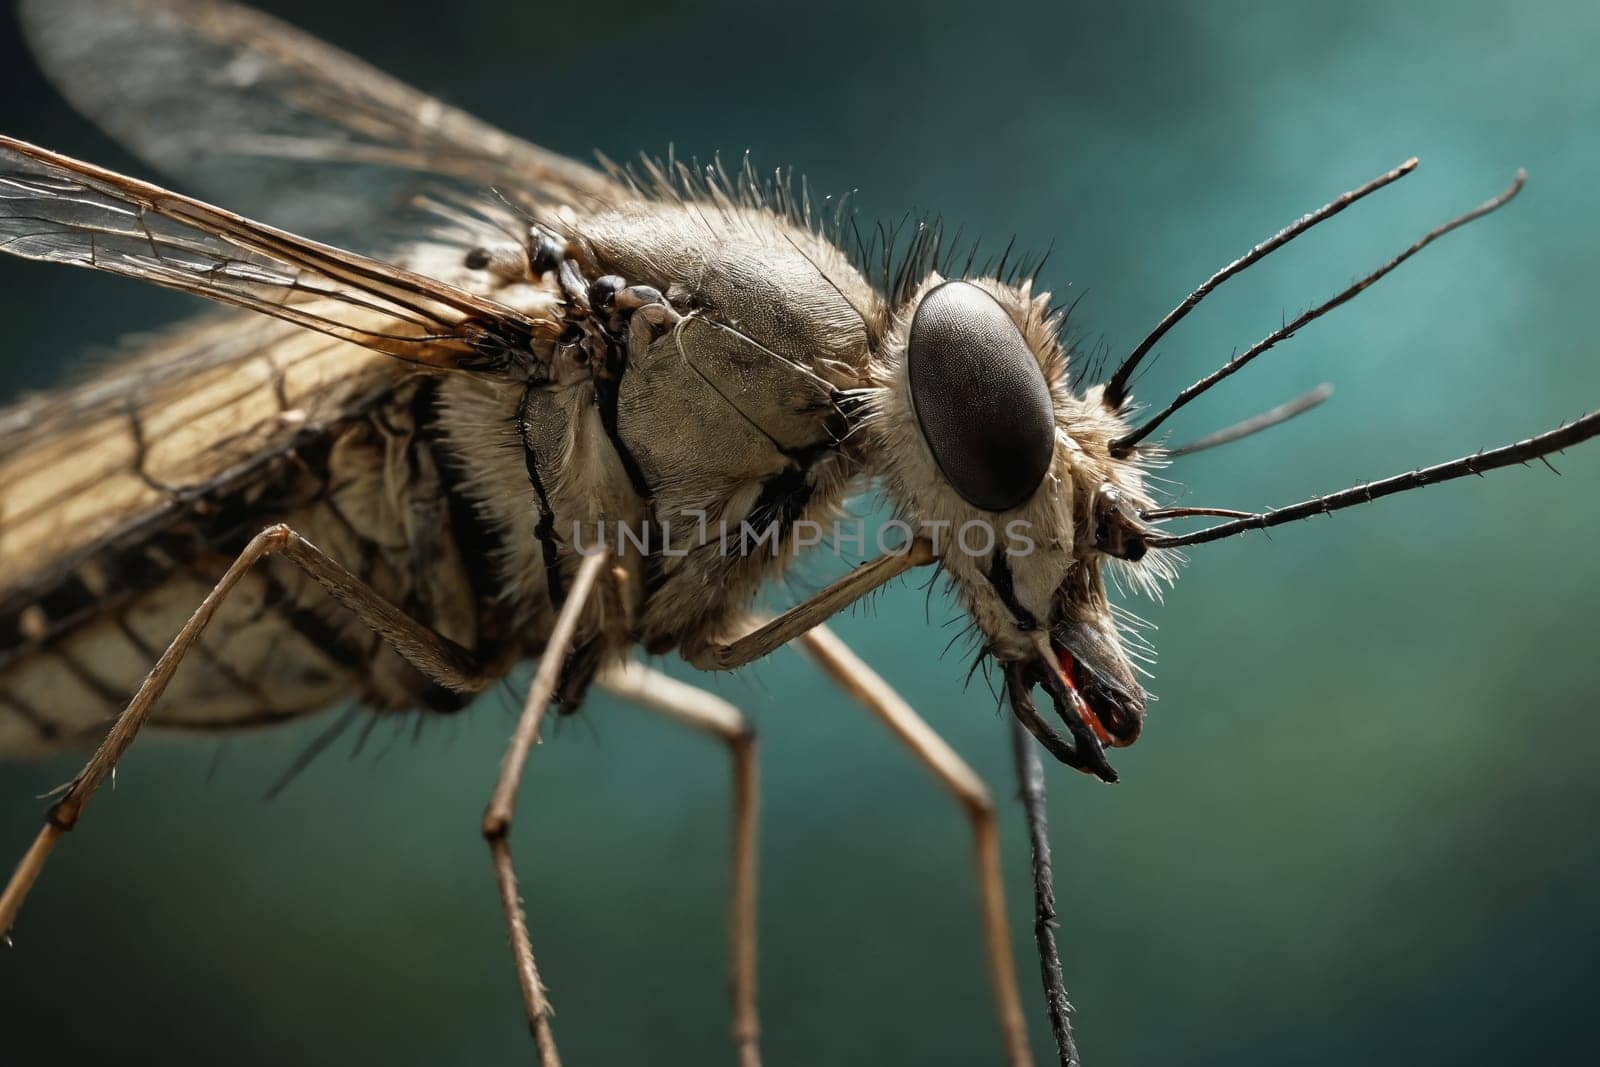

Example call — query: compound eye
[907,281,1055,512]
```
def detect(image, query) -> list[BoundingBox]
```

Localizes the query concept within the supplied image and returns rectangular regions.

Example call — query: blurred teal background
[3,1,1599,1063]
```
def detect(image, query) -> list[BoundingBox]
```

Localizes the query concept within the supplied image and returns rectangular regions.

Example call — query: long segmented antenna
[1101,158,1417,411]
[1141,505,1256,521]
[1113,170,1527,455]
[1167,382,1334,457]
[1142,409,1600,548]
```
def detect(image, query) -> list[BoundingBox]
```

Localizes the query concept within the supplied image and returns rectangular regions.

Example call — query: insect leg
[796,625,1035,1067]
[1009,717,1079,1067]
[481,550,609,1067]
[598,661,762,1067]
[684,539,936,671]
[0,523,492,939]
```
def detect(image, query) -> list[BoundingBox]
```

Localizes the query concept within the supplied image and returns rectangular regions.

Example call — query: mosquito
[2,2,1597,1065]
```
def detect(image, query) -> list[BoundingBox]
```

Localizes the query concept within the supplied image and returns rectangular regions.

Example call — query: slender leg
[682,540,934,671]
[599,661,762,1067]
[1010,717,1079,1067]
[481,550,609,1067]
[0,523,489,937]
[798,625,1035,1067]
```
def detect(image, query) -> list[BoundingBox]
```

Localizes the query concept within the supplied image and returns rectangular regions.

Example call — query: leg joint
[959,785,997,822]
[482,808,510,843]
[259,522,295,551]
[45,797,80,833]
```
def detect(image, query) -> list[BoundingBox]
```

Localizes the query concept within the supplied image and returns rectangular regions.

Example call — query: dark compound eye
[907,281,1056,512]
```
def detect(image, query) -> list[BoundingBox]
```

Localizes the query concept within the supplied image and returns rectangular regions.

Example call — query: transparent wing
[0,136,556,374]
[18,0,624,241]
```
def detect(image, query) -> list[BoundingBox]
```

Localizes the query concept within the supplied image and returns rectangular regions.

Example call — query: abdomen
[0,316,496,754]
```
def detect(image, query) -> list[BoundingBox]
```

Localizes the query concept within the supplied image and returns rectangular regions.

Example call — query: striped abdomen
[0,315,512,754]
